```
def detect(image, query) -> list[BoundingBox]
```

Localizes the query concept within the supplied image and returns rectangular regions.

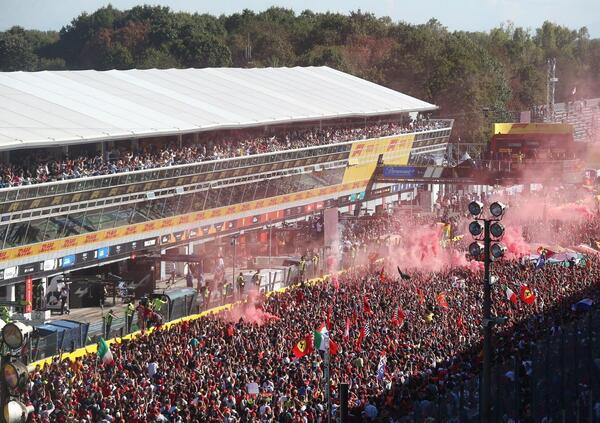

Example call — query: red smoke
[501,225,531,258]
[388,224,473,273]
[224,289,280,325]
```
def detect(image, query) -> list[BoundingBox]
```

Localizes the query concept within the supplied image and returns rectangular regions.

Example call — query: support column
[37,277,50,321]
[5,284,15,318]
[160,248,167,281]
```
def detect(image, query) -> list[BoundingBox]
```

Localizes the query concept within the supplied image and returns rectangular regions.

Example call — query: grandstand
[540,97,600,142]
[0,67,452,315]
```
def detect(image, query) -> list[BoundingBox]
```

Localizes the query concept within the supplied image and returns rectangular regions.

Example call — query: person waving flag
[376,353,387,381]
[520,285,536,305]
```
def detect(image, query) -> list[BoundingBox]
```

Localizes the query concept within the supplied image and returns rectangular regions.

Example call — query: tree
[0,27,38,71]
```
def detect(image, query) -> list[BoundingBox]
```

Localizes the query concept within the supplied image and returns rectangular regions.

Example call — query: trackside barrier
[29,275,330,370]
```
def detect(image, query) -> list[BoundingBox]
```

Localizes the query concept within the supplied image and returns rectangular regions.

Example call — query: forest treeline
[1,5,599,141]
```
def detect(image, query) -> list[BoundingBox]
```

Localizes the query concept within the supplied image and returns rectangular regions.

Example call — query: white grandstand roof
[0,66,437,151]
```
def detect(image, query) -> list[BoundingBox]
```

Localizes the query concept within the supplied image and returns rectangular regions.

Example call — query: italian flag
[505,286,517,304]
[97,337,114,366]
[314,323,339,355]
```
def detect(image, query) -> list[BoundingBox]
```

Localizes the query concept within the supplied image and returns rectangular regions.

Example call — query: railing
[416,310,600,422]
[0,120,453,202]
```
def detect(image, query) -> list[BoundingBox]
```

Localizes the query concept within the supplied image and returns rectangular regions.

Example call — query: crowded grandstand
[0,62,598,423]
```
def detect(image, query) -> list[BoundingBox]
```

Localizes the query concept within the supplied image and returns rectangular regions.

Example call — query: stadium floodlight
[3,399,33,423]
[469,242,484,258]
[2,322,33,350]
[468,201,484,217]
[2,361,29,391]
[489,222,505,239]
[490,243,507,259]
[489,202,507,218]
[469,221,484,237]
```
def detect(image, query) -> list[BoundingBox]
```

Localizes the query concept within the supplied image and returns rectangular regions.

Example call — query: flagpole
[325,344,331,423]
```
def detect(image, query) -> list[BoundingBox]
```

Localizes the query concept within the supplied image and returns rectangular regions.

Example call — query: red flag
[363,295,373,315]
[417,288,425,305]
[355,325,366,351]
[520,285,536,305]
[436,292,449,309]
[329,338,339,355]
[292,334,313,359]
[392,306,405,327]
[379,267,385,282]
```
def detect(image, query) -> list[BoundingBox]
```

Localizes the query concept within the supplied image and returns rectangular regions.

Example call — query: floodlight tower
[467,201,508,423]
[1,322,35,423]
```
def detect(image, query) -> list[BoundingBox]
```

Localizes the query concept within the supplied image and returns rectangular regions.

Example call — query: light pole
[1,322,35,423]
[467,201,507,423]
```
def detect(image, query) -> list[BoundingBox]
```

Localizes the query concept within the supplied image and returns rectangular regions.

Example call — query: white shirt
[147,361,159,378]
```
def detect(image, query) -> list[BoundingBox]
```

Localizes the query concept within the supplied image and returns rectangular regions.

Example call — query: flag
[536,247,556,259]
[392,306,405,327]
[97,337,114,366]
[363,295,373,315]
[535,254,546,270]
[416,288,425,305]
[344,318,350,340]
[379,267,385,282]
[292,334,313,359]
[505,286,517,304]
[376,353,387,381]
[356,324,366,351]
[571,298,593,312]
[572,86,577,96]
[436,292,449,309]
[314,324,339,355]
[520,285,536,305]
[364,321,371,337]
[397,266,411,280]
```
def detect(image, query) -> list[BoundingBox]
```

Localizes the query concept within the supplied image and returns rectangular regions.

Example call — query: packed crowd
[24,194,600,422]
[0,119,449,188]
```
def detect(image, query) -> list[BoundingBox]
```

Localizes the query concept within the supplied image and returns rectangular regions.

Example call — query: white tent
[0,66,437,151]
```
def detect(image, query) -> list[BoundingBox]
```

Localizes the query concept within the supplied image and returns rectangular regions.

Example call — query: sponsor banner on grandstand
[0,179,372,264]
[493,123,573,135]
[0,265,19,281]
[160,231,188,245]
[110,243,132,256]
[76,251,93,264]
[19,262,39,276]
[382,166,425,178]
[96,247,110,260]
[343,135,414,184]
[370,187,392,196]
[60,255,76,268]
[142,238,158,248]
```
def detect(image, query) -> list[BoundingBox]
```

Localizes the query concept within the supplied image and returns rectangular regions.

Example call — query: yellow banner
[493,123,573,135]
[343,134,414,184]
[0,180,370,263]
